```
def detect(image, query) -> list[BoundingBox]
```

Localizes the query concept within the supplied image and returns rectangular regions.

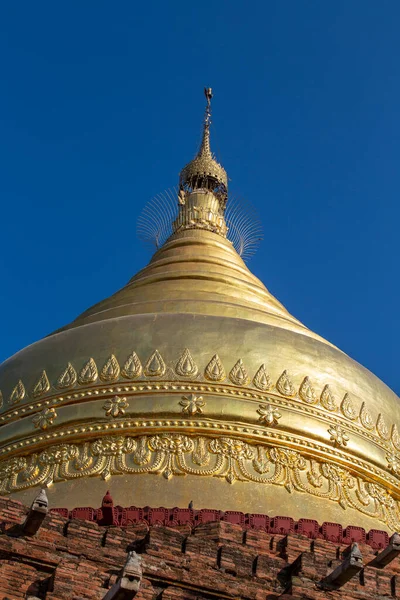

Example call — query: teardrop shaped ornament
[175,348,198,377]
[391,424,400,451]
[10,380,26,405]
[253,364,272,392]
[57,363,77,389]
[121,352,142,379]
[229,359,249,386]
[32,370,51,398]
[78,358,98,385]
[299,376,317,404]
[340,393,358,420]
[276,370,296,397]
[144,349,166,377]
[100,354,120,382]
[359,401,374,430]
[204,354,226,382]
[320,384,337,411]
[376,413,390,440]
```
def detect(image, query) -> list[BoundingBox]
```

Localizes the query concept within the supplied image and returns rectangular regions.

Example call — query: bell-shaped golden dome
[0,92,399,533]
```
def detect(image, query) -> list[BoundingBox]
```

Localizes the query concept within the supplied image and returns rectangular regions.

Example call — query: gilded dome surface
[0,92,399,532]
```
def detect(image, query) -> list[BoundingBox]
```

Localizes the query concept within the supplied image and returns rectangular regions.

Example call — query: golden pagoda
[0,89,399,533]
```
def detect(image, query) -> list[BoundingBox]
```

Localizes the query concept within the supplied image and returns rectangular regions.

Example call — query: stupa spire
[174,88,228,237]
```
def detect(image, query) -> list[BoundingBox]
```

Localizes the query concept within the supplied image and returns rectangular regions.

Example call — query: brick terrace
[0,493,399,599]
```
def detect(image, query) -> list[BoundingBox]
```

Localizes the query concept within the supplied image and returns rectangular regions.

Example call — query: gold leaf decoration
[100,354,120,382]
[299,376,317,404]
[78,358,98,385]
[320,385,337,412]
[253,364,272,391]
[204,354,225,382]
[32,371,51,398]
[340,393,358,421]
[276,370,296,397]
[57,363,77,389]
[121,352,142,379]
[144,350,166,377]
[9,380,25,405]
[391,424,400,451]
[376,414,390,441]
[0,390,3,408]
[229,359,249,386]
[360,402,374,431]
[175,348,198,377]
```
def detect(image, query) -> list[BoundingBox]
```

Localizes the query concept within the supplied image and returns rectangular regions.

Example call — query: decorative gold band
[1,433,399,532]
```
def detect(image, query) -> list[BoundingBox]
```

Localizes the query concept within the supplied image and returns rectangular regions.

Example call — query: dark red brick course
[0,495,399,599]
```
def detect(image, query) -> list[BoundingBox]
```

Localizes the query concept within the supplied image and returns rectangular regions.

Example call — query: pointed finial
[179,88,227,202]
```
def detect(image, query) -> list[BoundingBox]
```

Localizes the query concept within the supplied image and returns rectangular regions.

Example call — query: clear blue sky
[0,2,398,393]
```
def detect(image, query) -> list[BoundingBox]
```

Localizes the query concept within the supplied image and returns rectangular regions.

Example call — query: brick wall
[0,496,399,600]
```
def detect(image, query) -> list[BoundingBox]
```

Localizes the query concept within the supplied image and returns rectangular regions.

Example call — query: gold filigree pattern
[1,434,398,530]
[121,352,142,379]
[205,354,225,382]
[57,363,77,389]
[276,370,296,397]
[144,350,166,377]
[32,371,50,398]
[229,359,249,386]
[100,355,120,382]
[340,393,358,421]
[175,348,198,377]
[78,358,98,385]
[360,402,374,431]
[253,364,272,391]
[299,376,317,404]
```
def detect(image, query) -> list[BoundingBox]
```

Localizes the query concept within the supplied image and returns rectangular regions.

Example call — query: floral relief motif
[32,407,57,430]
[328,424,349,448]
[179,394,205,416]
[386,452,400,476]
[257,404,282,426]
[103,396,129,418]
